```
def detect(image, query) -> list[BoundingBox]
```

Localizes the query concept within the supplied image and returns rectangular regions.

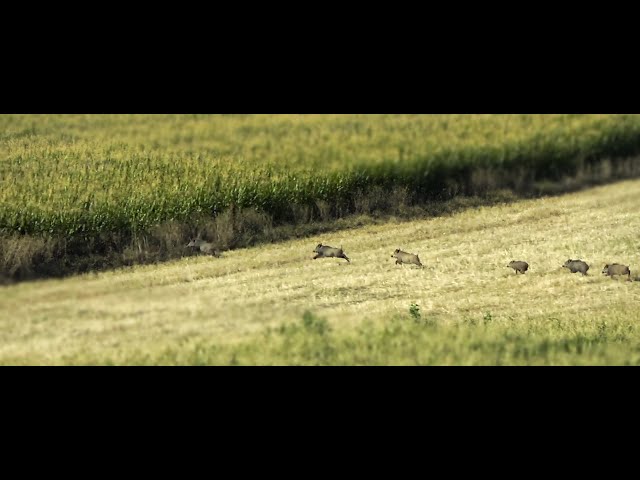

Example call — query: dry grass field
[1,179,639,365]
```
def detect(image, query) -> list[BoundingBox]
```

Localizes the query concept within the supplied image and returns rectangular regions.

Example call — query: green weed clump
[86,310,640,366]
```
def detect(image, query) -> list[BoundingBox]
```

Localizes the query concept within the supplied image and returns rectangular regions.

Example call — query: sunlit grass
[1,178,638,365]
[2,114,640,237]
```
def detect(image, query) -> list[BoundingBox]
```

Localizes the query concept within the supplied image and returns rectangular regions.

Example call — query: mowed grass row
[0,179,638,365]
[2,114,640,237]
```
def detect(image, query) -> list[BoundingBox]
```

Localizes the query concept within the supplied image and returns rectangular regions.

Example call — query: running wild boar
[563,259,589,275]
[602,263,631,281]
[313,244,350,263]
[391,249,423,267]
[507,260,529,274]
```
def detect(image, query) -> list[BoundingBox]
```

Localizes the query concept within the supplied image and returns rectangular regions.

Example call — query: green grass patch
[2,114,640,238]
[62,309,640,366]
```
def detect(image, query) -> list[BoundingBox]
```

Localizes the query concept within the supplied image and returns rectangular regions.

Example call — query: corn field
[1,114,640,238]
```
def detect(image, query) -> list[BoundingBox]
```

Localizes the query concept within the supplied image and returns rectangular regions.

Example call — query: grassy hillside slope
[2,114,640,284]
[1,179,639,364]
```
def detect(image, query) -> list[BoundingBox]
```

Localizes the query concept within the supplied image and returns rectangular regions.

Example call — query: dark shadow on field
[2,156,640,286]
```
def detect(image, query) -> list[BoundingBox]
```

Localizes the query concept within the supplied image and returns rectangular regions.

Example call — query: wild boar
[186,238,221,257]
[391,249,423,267]
[563,259,589,275]
[313,243,350,263]
[602,263,631,281]
[507,260,529,274]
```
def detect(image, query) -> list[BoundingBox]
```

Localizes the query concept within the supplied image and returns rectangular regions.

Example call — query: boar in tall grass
[186,238,221,257]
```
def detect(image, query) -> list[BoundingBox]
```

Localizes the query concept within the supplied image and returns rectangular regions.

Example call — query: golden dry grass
[1,179,639,364]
